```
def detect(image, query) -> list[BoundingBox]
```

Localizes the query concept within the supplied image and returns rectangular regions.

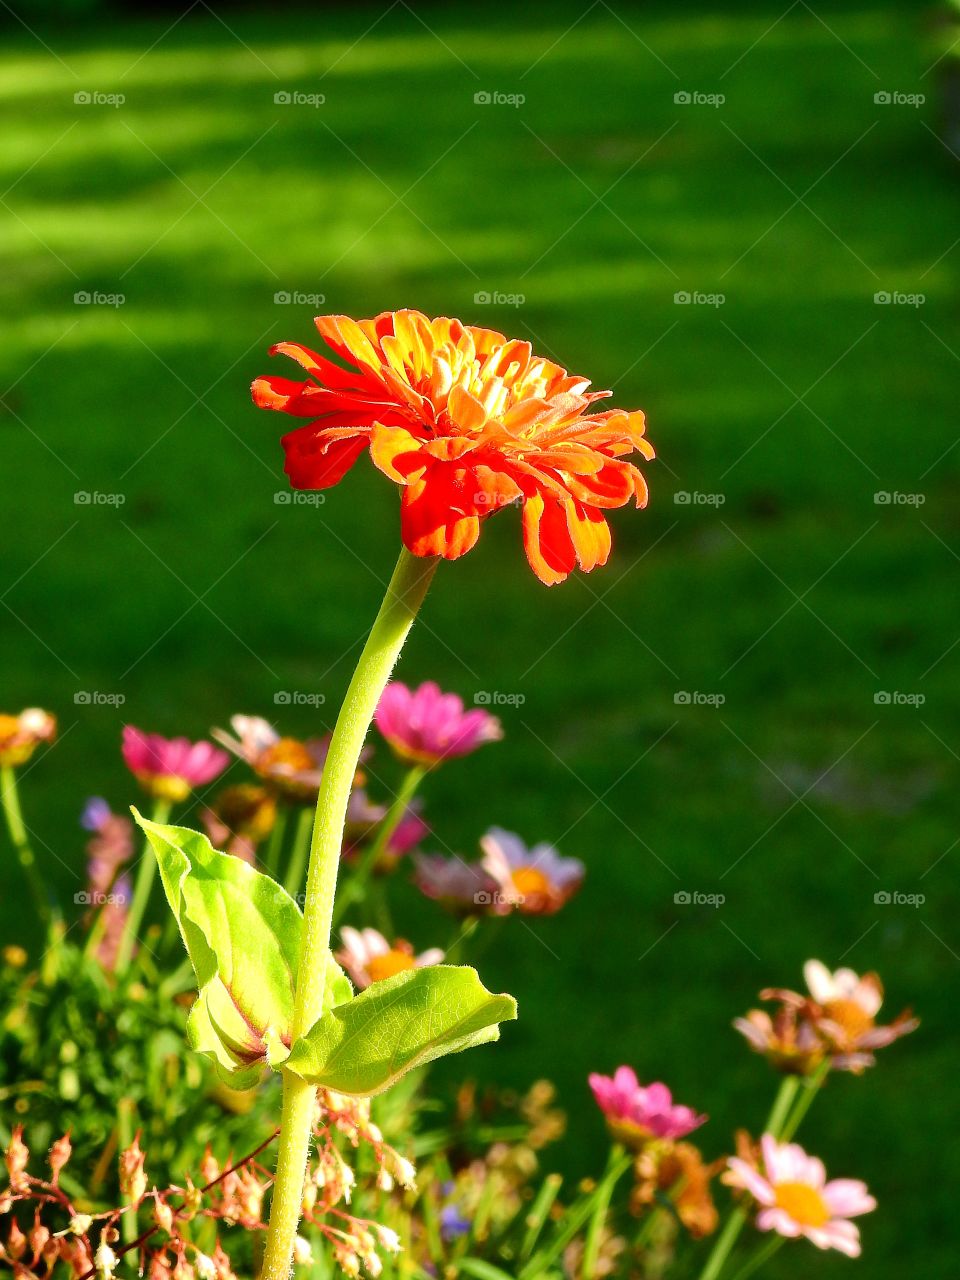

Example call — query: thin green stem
[444,915,479,965]
[519,1153,631,1280]
[697,1073,799,1280]
[260,547,437,1280]
[115,799,171,975]
[332,764,426,927]
[283,807,314,899]
[581,1145,625,1280]
[779,1059,830,1142]
[1,763,55,929]
[726,1232,784,1280]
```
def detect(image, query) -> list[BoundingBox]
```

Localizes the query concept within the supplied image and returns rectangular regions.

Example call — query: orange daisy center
[773,1182,830,1228]
[822,997,873,1040]
[259,738,317,776]
[367,949,416,983]
[512,867,552,897]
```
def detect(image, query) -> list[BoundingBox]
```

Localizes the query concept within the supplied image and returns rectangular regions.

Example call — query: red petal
[400,474,481,560]
[281,426,369,489]
[521,490,576,586]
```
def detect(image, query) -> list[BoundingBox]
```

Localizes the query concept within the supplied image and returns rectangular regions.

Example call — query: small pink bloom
[413,853,500,915]
[336,926,444,990]
[481,827,583,915]
[374,681,502,767]
[122,726,228,803]
[589,1067,706,1142]
[725,1134,876,1257]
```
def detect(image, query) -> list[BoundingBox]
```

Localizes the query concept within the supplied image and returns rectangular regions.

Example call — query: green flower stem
[1,763,55,929]
[264,806,289,879]
[779,1059,830,1142]
[332,763,426,927]
[115,798,172,975]
[519,1151,632,1280]
[283,807,314,899]
[581,1144,627,1280]
[696,1073,801,1280]
[444,914,479,965]
[260,547,438,1280]
[726,1232,785,1280]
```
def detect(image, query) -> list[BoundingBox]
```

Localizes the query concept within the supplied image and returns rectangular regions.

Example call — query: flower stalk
[115,799,172,975]
[260,546,437,1280]
[1,763,56,929]
[333,763,426,925]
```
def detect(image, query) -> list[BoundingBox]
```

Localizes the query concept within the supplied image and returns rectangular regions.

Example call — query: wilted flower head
[632,1141,720,1238]
[734,1004,827,1077]
[213,715,339,805]
[746,960,918,1074]
[122,727,228,803]
[201,784,277,863]
[412,852,500,915]
[725,1134,875,1256]
[252,310,653,584]
[374,681,502,767]
[336,926,443,989]
[0,708,56,768]
[589,1067,706,1145]
[480,827,583,915]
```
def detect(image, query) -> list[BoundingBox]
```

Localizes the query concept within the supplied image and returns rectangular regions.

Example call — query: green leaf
[284,965,517,1097]
[133,812,350,1085]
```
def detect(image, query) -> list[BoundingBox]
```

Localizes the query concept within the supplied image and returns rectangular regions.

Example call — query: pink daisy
[589,1066,706,1142]
[122,726,228,803]
[725,1134,876,1257]
[374,681,502,768]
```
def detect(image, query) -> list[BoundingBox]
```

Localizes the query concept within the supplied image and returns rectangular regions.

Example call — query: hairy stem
[260,547,437,1280]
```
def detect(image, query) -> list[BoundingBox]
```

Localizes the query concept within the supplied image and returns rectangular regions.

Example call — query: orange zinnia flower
[252,311,654,584]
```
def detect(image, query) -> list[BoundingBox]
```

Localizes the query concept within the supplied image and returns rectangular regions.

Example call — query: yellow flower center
[259,738,317,775]
[511,867,551,897]
[822,997,873,1041]
[139,772,192,804]
[773,1182,830,1228]
[367,950,416,983]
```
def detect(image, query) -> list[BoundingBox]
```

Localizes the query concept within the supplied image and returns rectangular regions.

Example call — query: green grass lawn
[2,1,958,1272]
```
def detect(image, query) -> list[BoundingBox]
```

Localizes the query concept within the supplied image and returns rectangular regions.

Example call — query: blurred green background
[2,1,958,1273]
